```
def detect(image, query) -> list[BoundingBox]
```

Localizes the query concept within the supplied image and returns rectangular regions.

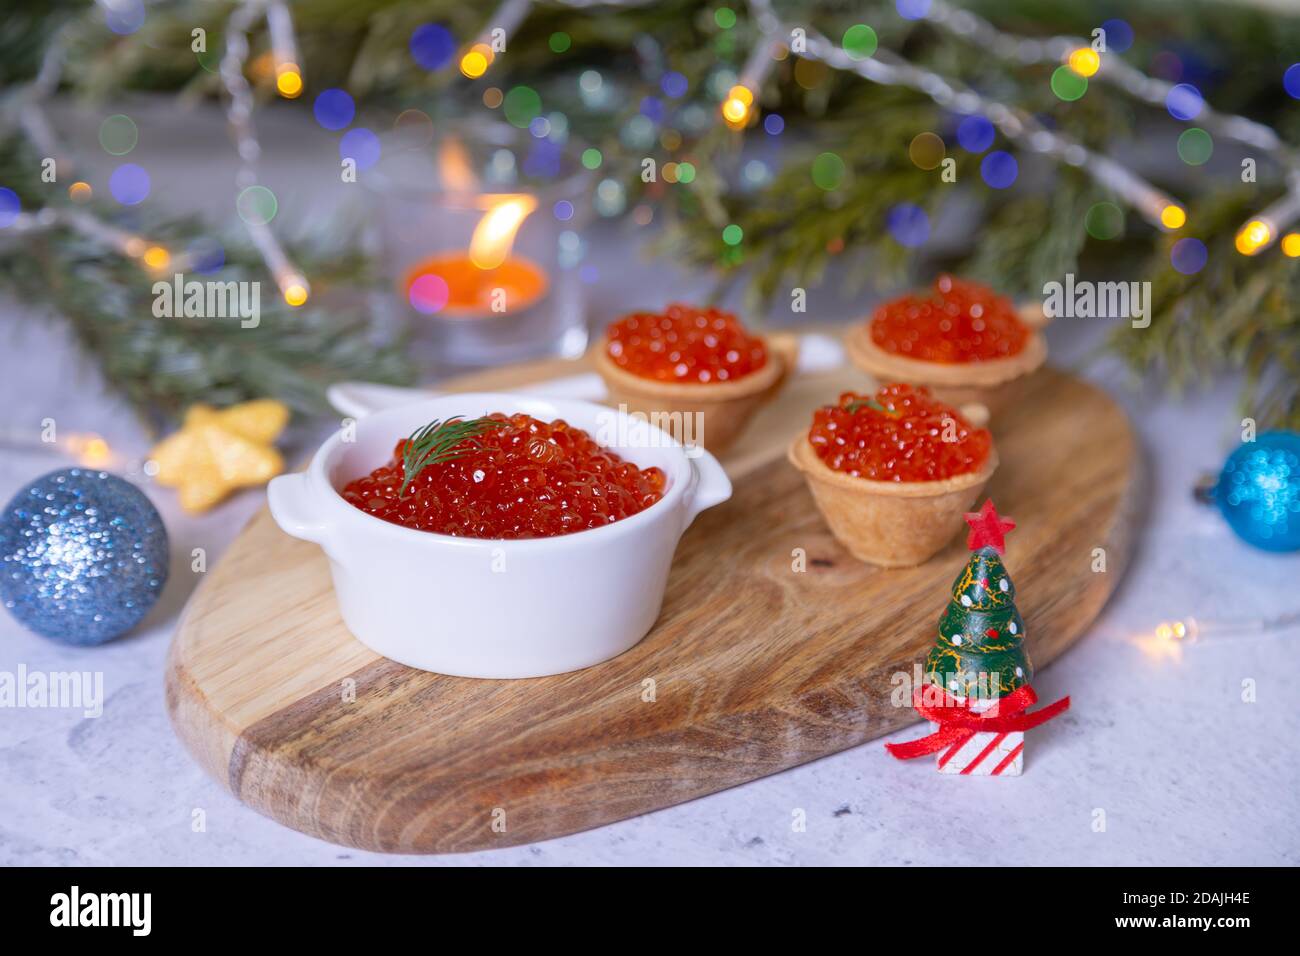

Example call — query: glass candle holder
[366,119,590,371]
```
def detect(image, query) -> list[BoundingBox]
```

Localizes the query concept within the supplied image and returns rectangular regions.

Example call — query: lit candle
[402,194,548,317]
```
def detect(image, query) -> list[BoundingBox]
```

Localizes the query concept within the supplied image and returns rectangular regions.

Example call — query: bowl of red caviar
[594,303,799,452]
[845,276,1048,416]
[787,385,997,567]
[267,394,731,678]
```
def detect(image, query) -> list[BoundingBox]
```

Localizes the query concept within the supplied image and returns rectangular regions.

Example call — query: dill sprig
[398,416,504,497]
[846,397,901,418]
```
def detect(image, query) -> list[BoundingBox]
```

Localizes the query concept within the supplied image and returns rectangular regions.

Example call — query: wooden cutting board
[166,353,1139,854]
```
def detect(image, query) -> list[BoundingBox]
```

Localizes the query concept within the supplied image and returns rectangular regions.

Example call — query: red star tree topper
[964,499,1015,554]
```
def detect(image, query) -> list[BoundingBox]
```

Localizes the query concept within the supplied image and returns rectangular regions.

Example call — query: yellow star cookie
[150,400,289,513]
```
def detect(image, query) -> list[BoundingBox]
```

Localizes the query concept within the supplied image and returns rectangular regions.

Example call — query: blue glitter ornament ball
[1216,432,1300,552]
[0,469,169,644]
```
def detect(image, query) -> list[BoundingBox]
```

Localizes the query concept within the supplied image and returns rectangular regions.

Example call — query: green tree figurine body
[924,545,1032,702]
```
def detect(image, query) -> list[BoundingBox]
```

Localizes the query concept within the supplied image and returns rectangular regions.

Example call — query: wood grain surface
[165,350,1140,853]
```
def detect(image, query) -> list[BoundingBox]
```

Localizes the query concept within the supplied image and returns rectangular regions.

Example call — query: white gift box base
[934,695,1024,776]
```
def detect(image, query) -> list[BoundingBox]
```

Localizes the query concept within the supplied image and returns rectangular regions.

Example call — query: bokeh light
[99,115,138,156]
[1084,202,1124,240]
[104,0,146,35]
[957,115,995,152]
[1284,64,1300,100]
[393,109,435,146]
[812,152,846,190]
[640,96,665,123]
[410,24,455,71]
[764,114,785,135]
[1160,204,1186,230]
[980,150,1018,189]
[313,89,355,130]
[1100,19,1134,53]
[1176,128,1213,165]
[1051,66,1088,101]
[483,87,503,109]
[0,187,19,228]
[595,179,626,217]
[677,161,697,183]
[621,116,656,149]
[1068,48,1101,77]
[842,24,878,60]
[1166,83,1204,120]
[722,84,753,128]
[714,8,737,29]
[283,281,309,307]
[276,66,303,99]
[504,86,542,129]
[549,32,571,53]
[794,58,828,90]
[409,274,450,314]
[142,245,170,270]
[1281,233,1300,257]
[109,164,150,205]
[581,148,602,170]
[340,128,381,170]
[886,203,929,247]
[722,224,744,245]
[236,185,278,225]
[1170,237,1207,274]
[661,71,689,98]
[1235,220,1272,256]
[523,139,562,177]
[896,0,932,20]
[68,181,93,203]
[551,201,574,224]
[460,44,493,79]
[908,132,945,170]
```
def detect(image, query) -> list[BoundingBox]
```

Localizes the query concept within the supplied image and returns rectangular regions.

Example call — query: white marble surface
[1,102,1297,866]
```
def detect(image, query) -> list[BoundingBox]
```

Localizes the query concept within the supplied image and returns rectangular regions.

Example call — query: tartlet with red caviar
[787,385,996,567]
[845,276,1047,416]
[594,304,798,452]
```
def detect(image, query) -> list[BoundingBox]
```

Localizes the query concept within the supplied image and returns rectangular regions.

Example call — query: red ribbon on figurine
[884,684,1070,760]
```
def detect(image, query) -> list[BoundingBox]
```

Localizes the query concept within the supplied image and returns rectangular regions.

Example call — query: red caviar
[341,413,666,538]
[606,303,767,384]
[870,275,1028,363]
[807,385,992,482]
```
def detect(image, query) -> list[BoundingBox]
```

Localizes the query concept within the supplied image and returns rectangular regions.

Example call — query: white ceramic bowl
[267,393,731,678]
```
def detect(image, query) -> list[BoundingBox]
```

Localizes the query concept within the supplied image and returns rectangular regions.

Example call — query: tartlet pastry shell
[595,333,798,452]
[787,433,998,568]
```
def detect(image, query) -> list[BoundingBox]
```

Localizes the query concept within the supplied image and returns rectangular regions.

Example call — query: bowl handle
[267,472,331,545]
[682,448,733,529]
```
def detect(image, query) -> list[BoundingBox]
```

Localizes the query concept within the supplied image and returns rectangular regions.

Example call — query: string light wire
[745,0,1188,231]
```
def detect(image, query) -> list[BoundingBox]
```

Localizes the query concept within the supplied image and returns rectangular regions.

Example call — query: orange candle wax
[403,253,549,318]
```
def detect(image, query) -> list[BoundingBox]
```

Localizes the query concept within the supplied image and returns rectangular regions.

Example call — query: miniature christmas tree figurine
[886,500,1070,775]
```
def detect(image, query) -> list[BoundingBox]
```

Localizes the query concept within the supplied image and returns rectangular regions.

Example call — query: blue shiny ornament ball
[1216,432,1300,552]
[0,469,169,645]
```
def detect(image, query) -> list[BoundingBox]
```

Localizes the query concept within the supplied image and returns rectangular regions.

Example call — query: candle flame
[438,137,478,195]
[469,195,537,270]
